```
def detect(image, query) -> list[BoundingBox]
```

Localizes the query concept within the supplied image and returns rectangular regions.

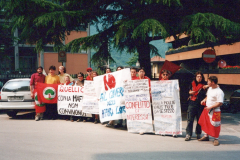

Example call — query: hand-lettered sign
[93,68,131,122]
[82,81,99,114]
[123,79,153,133]
[151,80,182,135]
[57,85,91,117]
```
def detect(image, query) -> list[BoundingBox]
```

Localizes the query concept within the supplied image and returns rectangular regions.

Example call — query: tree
[1,0,240,78]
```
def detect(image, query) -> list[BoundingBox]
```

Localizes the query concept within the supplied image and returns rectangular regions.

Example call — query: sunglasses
[162,74,168,76]
[87,70,92,72]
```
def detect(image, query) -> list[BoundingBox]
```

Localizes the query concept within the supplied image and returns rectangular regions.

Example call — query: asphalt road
[0,112,240,160]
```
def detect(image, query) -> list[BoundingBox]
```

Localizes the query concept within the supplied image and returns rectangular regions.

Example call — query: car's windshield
[2,80,30,92]
[231,90,240,97]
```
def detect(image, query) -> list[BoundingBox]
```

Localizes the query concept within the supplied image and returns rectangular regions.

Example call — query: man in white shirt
[198,76,224,146]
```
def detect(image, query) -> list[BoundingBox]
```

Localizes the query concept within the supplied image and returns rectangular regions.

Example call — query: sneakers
[173,135,177,138]
[198,136,209,141]
[105,123,112,127]
[139,132,144,135]
[35,114,40,121]
[213,139,220,146]
[185,134,191,141]
[197,134,201,140]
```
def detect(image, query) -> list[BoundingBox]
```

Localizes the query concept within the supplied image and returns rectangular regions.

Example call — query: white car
[0,78,35,117]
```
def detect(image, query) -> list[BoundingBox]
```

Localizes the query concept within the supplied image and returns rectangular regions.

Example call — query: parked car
[230,89,240,113]
[0,78,35,117]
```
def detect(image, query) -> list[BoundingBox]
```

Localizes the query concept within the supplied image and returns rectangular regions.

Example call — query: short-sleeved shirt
[30,73,45,89]
[206,87,224,107]
[86,76,93,81]
[58,73,74,84]
[45,75,60,84]
[131,76,138,80]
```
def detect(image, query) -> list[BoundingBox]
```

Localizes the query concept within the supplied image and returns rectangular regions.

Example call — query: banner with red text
[123,79,153,133]
[82,81,99,114]
[57,85,91,117]
[93,68,131,122]
[151,80,182,135]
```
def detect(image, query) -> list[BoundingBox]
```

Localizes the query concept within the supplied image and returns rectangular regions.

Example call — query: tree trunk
[137,41,152,79]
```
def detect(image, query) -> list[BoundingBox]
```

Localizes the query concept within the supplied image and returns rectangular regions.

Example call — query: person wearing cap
[86,68,93,80]
[30,66,46,121]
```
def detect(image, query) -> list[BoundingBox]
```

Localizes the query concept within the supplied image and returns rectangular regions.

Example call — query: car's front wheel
[7,111,18,118]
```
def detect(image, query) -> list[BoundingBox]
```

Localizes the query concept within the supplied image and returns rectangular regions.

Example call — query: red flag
[198,108,221,138]
[37,83,58,104]
[159,60,181,80]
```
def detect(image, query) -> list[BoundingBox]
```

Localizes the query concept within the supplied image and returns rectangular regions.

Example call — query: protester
[130,67,138,80]
[198,76,224,146]
[117,66,123,71]
[185,71,207,141]
[160,69,178,137]
[106,68,111,73]
[45,65,60,119]
[86,68,93,80]
[137,67,152,135]
[75,73,85,122]
[77,72,85,86]
[63,76,75,122]
[30,66,46,121]
[160,69,171,80]
[58,66,74,84]
[92,71,100,124]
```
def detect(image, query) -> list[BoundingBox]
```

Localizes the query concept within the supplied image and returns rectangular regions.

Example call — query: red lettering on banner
[126,101,150,109]
[127,114,149,120]
[59,86,83,93]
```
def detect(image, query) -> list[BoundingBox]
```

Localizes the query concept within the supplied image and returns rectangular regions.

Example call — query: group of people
[30,65,224,146]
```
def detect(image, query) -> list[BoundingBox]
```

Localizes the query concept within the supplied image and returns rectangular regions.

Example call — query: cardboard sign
[151,80,182,135]
[123,79,153,133]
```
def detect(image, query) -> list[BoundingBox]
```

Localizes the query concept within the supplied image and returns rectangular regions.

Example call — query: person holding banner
[58,66,75,84]
[137,67,151,89]
[131,67,138,80]
[86,68,93,80]
[160,70,171,80]
[106,68,111,73]
[45,65,60,120]
[185,71,207,141]
[198,76,224,146]
[117,66,124,71]
[30,66,46,121]
[77,72,85,86]
[63,76,75,122]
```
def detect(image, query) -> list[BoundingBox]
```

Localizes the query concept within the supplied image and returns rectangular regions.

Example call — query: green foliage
[1,0,240,78]
[126,52,139,66]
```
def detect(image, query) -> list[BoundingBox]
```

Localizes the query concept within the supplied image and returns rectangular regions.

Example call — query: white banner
[57,85,91,117]
[93,68,131,122]
[151,80,182,135]
[82,81,99,114]
[123,79,153,133]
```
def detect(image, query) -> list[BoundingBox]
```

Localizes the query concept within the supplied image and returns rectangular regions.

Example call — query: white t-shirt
[206,87,224,107]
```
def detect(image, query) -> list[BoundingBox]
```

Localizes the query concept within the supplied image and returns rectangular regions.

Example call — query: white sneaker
[139,132,144,135]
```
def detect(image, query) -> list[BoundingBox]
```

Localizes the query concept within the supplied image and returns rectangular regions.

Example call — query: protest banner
[93,68,131,122]
[151,80,182,135]
[57,85,91,117]
[37,83,58,104]
[82,81,99,114]
[123,79,153,133]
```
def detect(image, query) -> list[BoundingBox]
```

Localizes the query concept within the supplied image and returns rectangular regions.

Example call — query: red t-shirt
[131,76,138,80]
[30,73,45,89]
[86,76,93,81]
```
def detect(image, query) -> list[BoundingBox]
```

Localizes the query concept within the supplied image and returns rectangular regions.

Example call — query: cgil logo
[103,74,116,91]
[43,87,56,100]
